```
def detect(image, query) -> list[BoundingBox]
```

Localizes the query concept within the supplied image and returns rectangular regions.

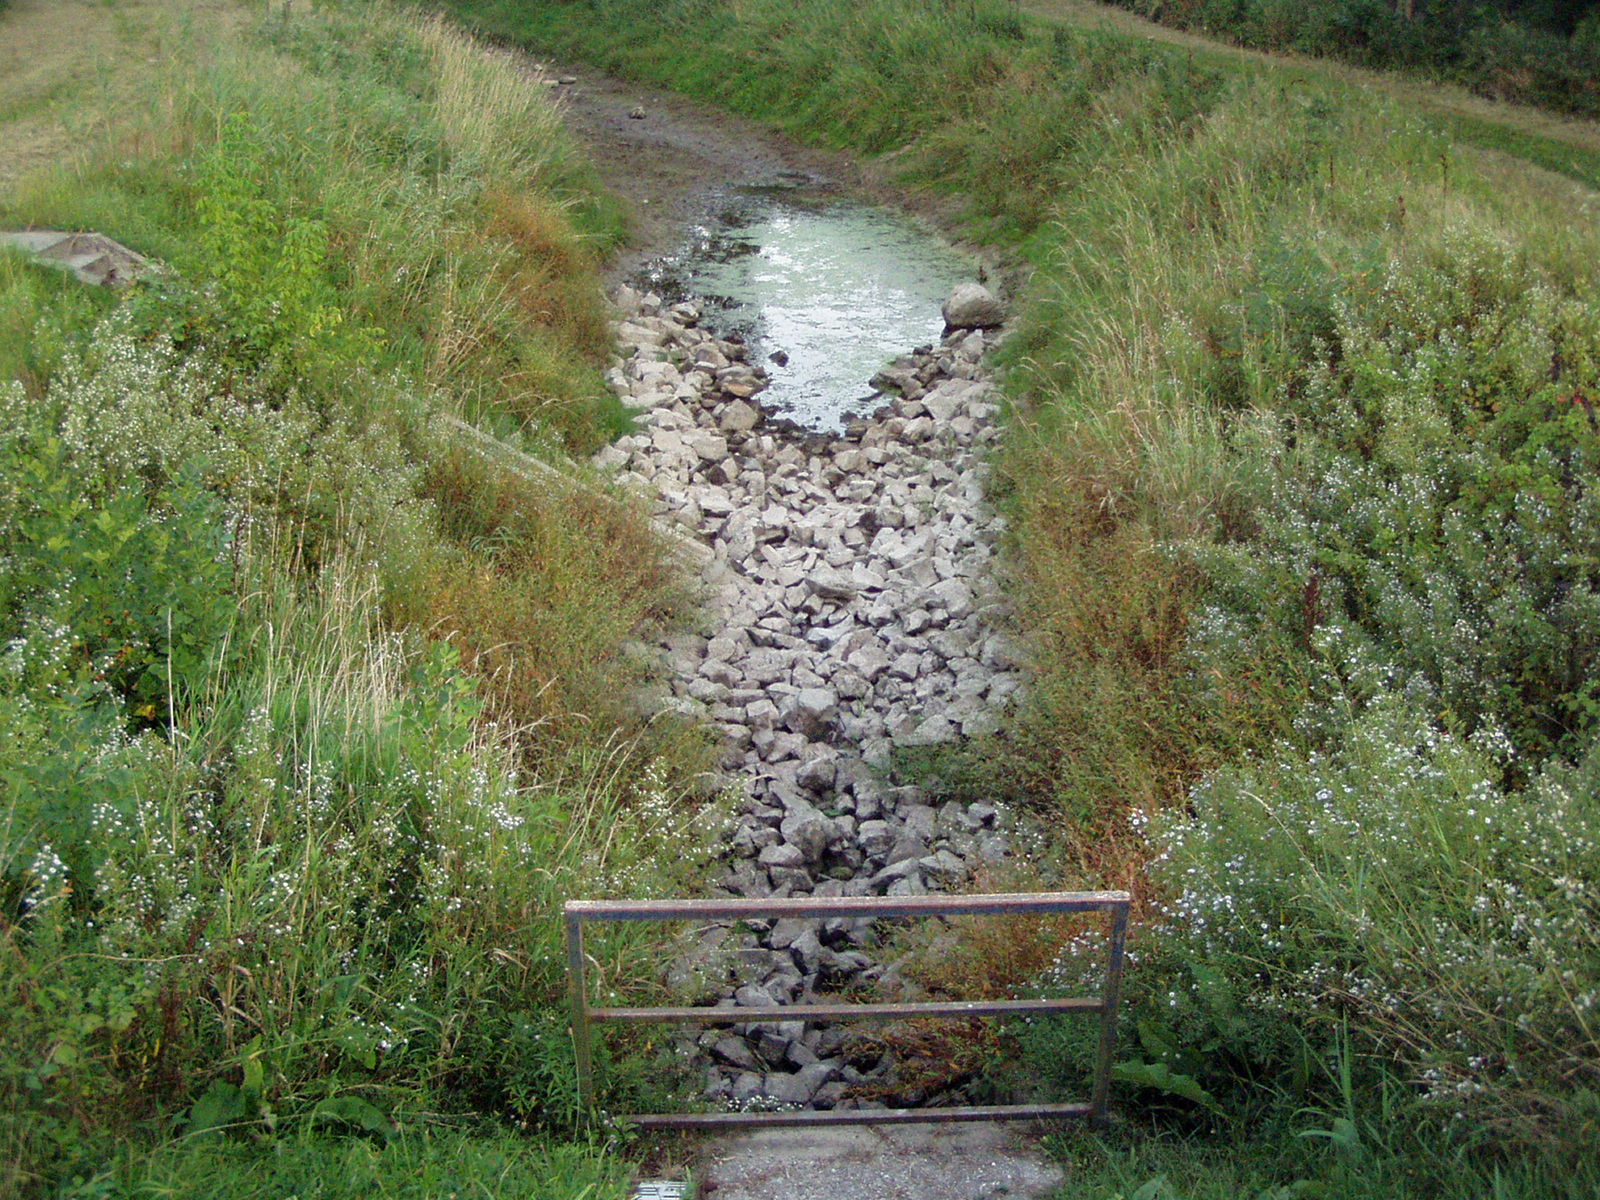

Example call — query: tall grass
[0,1,707,1194]
[442,0,1600,1185]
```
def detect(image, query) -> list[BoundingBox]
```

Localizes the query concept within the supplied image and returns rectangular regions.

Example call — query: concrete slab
[696,1121,1064,1200]
[0,230,147,286]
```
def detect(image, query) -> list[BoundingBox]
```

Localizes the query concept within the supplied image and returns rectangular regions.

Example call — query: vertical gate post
[1090,900,1130,1120]
[565,909,595,1112]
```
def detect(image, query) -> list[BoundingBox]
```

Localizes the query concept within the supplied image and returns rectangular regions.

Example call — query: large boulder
[941,282,1006,331]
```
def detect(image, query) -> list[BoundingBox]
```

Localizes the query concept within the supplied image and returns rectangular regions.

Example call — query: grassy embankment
[1,0,715,1195]
[1015,0,1600,195]
[438,1,1600,1195]
[1088,0,1600,120]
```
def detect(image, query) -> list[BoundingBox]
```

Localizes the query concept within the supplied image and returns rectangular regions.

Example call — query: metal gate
[564,889,1130,1128]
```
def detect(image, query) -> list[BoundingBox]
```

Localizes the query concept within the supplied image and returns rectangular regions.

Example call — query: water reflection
[638,192,974,431]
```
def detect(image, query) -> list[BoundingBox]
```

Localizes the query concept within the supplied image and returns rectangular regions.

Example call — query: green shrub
[0,400,236,727]
[1,571,713,1194]
[1121,691,1600,1148]
[1189,227,1600,764]
[0,3,703,1194]
[1099,0,1600,118]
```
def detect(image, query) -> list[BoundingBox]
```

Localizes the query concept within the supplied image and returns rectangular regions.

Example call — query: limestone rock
[594,280,1046,1107]
[941,282,1006,330]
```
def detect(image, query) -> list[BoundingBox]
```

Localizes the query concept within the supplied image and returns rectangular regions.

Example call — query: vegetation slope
[0,0,712,1195]
[1093,0,1600,119]
[433,0,1600,1196]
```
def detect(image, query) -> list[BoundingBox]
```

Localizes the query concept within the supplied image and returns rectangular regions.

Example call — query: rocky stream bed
[594,279,1031,1110]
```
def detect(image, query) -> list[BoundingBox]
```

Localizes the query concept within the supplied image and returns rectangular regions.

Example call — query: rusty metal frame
[564,890,1131,1129]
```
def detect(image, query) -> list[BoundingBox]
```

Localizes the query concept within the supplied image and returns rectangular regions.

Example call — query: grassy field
[1081,0,1600,121]
[0,1,712,1195]
[1016,0,1600,192]
[435,1,1600,1195]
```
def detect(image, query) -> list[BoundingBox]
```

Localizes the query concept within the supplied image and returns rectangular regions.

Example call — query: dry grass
[0,0,247,200]
[421,14,568,182]
[408,449,690,751]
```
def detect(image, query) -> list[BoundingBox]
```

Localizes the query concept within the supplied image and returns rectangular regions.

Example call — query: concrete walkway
[695,1122,1065,1200]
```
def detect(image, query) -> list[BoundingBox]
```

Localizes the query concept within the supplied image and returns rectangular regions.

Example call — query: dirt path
[694,1123,1065,1200]
[527,64,864,279]
[523,59,998,283]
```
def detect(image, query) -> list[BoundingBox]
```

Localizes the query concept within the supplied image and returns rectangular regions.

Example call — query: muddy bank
[525,61,993,283]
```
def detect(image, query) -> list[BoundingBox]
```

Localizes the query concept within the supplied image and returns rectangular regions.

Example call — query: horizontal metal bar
[626,1102,1095,1129]
[565,890,1129,923]
[590,996,1103,1024]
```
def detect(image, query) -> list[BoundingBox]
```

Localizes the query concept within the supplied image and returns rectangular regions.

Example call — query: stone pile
[595,281,1024,1109]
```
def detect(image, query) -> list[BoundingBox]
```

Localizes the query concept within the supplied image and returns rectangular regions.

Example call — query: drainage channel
[592,184,1060,1118]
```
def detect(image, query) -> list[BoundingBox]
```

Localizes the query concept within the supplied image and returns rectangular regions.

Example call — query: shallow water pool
[639,190,977,431]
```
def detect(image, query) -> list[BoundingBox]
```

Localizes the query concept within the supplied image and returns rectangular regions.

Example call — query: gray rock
[719,400,761,432]
[723,862,771,899]
[604,281,1047,1094]
[713,1036,763,1071]
[764,1060,839,1106]
[795,755,837,792]
[735,983,781,1009]
[919,849,969,885]
[930,577,974,618]
[887,873,929,896]
[779,805,836,863]
[901,713,956,745]
[687,431,730,461]
[759,842,806,869]
[768,864,815,892]
[789,928,825,974]
[857,820,894,860]
[902,805,937,842]
[730,1071,763,1103]
[767,917,813,948]
[717,365,765,398]
[961,708,1003,738]
[845,644,890,682]
[941,282,1006,330]
[784,688,840,740]
[806,566,857,601]
[869,859,922,890]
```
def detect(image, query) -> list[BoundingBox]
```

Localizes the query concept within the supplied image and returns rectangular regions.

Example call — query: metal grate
[565,889,1132,1129]
[630,1184,689,1200]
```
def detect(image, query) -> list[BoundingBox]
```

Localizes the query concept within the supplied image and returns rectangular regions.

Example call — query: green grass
[1429,108,1600,190]
[87,1125,629,1200]
[0,2,711,1195]
[1044,1125,1600,1200]
[432,0,1600,1191]
[1090,0,1600,121]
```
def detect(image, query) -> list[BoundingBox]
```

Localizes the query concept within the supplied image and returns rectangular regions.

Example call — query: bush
[1,573,713,1194]
[1189,227,1600,764]
[1099,0,1600,117]
[1122,691,1600,1148]
[0,391,236,727]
